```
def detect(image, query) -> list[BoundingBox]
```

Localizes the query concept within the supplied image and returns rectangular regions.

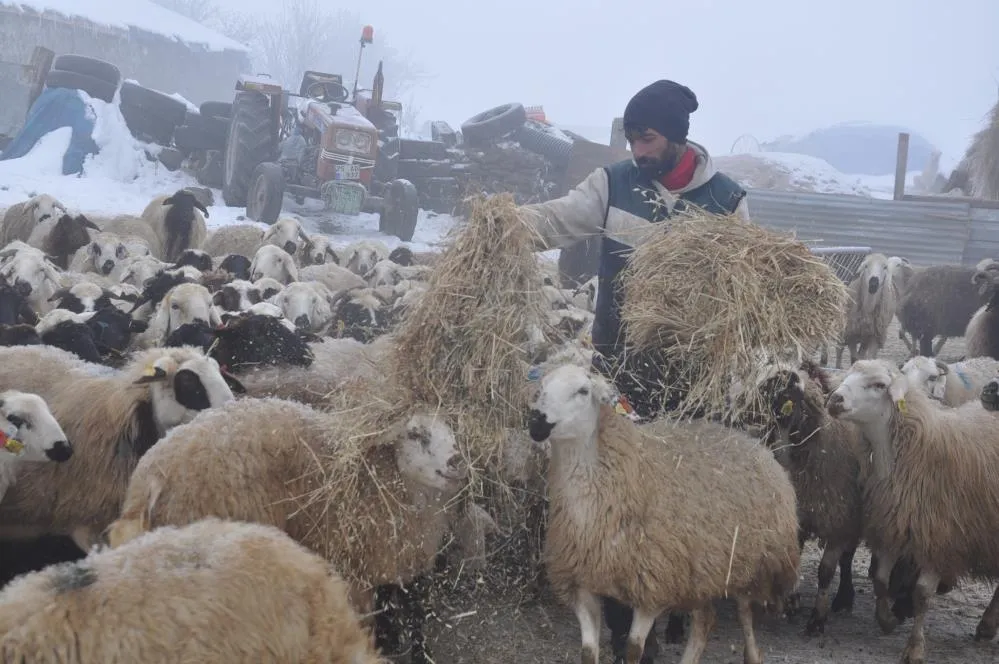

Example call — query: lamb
[200,223,265,258]
[172,248,213,272]
[25,213,100,269]
[107,396,468,662]
[964,261,999,359]
[132,282,222,348]
[826,252,897,368]
[527,363,800,664]
[0,345,243,552]
[827,359,999,662]
[47,281,114,314]
[273,280,335,333]
[140,189,209,262]
[0,390,72,501]
[900,355,999,406]
[343,239,390,276]
[299,232,340,265]
[0,245,61,314]
[250,244,298,284]
[897,263,989,357]
[0,518,383,663]
[0,194,66,246]
[165,313,313,371]
[299,262,366,293]
[262,215,312,257]
[212,279,262,313]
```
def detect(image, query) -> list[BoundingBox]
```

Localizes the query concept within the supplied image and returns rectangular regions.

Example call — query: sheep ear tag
[0,431,23,456]
[614,395,634,416]
[896,398,907,414]
[780,400,794,416]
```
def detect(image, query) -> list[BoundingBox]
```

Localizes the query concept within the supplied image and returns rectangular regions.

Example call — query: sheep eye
[171,303,180,310]
[6,414,24,428]
[576,387,589,396]
[871,382,886,390]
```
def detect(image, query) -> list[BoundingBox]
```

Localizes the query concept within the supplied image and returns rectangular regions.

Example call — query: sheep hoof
[900,641,926,664]
[582,645,598,664]
[784,592,802,619]
[664,612,686,643]
[804,610,826,636]
[974,619,998,642]
[877,609,900,634]
[831,588,855,613]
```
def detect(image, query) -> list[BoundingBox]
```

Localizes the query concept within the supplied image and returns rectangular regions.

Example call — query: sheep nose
[283,241,297,255]
[446,453,462,470]
[46,440,73,462]
[294,314,310,329]
[101,260,114,275]
[826,392,845,416]
[314,255,324,264]
[867,276,879,294]
[981,381,999,411]
[528,408,554,443]
[13,279,31,296]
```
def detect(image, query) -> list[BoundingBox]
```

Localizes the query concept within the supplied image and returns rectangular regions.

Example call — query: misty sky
[213,0,997,166]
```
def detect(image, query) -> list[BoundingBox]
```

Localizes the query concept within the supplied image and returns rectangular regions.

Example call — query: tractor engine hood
[293,98,377,133]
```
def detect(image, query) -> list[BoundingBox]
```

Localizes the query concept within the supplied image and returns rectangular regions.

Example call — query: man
[519,79,750,663]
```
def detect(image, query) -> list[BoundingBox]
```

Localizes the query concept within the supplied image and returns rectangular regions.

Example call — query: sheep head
[262,217,310,256]
[900,356,949,401]
[25,194,67,224]
[388,245,414,266]
[364,259,401,288]
[212,280,261,313]
[858,252,890,300]
[250,244,298,284]
[827,359,908,422]
[173,249,213,273]
[87,234,130,276]
[272,281,332,333]
[971,261,999,298]
[393,413,467,492]
[981,377,999,412]
[46,214,100,269]
[0,247,61,308]
[344,240,389,277]
[48,282,113,314]
[118,255,170,288]
[253,277,284,300]
[150,283,221,340]
[0,390,72,463]
[299,234,338,266]
[0,277,39,327]
[218,254,252,281]
[528,363,616,443]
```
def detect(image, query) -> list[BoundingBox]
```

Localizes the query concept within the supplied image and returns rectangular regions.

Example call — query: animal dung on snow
[620,210,848,419]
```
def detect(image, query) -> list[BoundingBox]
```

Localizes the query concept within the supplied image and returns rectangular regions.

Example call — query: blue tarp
[0,88,99,175]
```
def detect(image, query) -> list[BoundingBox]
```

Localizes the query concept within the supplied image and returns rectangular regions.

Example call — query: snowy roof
[2,0,250,53]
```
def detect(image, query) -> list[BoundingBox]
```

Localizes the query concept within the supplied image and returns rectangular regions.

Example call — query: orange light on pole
[361,25,374,45]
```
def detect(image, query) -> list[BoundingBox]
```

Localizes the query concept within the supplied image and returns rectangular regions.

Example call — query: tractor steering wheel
[307,80,349,103]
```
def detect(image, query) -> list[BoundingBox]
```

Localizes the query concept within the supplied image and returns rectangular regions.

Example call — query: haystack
[619,209,848,420]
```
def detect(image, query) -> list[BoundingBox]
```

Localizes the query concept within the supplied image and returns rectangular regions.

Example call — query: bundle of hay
[620,210,848,420]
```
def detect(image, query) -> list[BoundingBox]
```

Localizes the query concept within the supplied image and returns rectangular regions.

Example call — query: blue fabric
[0,87,99,175]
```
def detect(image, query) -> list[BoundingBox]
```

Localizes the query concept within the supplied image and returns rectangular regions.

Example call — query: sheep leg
[806,543,847,635]
[900,570,939,664]
[819,345,828,366]
[402,575,432,664]
[575,589,602,664]
[678,603,716,664]
[831,547,857,612]
[974,584,999,641]
[834,344,844,369]
[932,336,948,356]
[918,335,934,357]
[625,608,659,664]
[784,530,809,619]
[736,597,763,664]
[871,550,900,634]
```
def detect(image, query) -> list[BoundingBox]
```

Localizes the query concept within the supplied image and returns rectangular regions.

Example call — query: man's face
[627,128,678,178]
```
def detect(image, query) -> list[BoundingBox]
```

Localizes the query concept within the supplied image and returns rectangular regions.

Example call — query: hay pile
[620,210,848,420]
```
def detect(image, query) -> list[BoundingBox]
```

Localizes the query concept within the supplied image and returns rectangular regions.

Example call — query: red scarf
[659,147,697,191]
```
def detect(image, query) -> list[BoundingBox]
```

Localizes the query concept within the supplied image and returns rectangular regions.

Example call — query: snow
[5,0,249,53]
[717,152,875,197]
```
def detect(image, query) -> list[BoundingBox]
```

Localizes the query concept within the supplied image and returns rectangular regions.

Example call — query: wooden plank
[893,132,910,201]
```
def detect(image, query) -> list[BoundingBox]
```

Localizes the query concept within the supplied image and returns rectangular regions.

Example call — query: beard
[635,149,682,179]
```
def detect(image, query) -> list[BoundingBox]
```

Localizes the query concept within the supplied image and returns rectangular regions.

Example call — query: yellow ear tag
[143,365,159,378]
[337,319,346,335]
[780,400,794,416]
[896,398,907,414]
[0,431,23,456]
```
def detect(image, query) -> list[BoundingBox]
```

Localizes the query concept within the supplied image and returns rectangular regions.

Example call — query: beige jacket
[520,140,751,251]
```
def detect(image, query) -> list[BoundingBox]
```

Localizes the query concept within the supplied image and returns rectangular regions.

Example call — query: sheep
[245,301,298,331]
[570,275,597,312]
[107,396,468,662]
[0,245,61,314]
[897,264,989,357]
[165,313,313,371]
[0,194,66,246]
[0,324,41,347]
[330,288,393,342]
[35,309,102,364]
[172,248,213,272]
[900,355,999,406]
[827,359,999,662]
[0,390,72,500]
[217,252,252,280]
[299,232,340,265]
[964,261,999,359]
[212,279,261,313]
[0,279,39,327]
[343,239,390,276]
[132,282,222,349]
[0,518,383,663]
[47,281,114,314]
[825,252,897,368]
[67,232,136,277]
[262,215,312,257]
[387,245,437,268]
[140,189,209,262]
[115,254,170,287]
[273,280,335,333]
[93,214,161,258]
[25,213,100,269]
[364,259,431,288]
[0,345,243,552]
[299,262,367,293]
[254,276,285,300]
[201,223,265,258]
[250,244,298,284]
[527,363,800,664]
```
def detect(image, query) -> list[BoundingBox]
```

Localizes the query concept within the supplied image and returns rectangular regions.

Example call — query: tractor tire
[184,111,230,138]
[119,102,176,146]
[199,101,232,119]
[379,179,419,242]
[223,90,277,208]
[196,150,224,188]
[119,82,188,126]
[461,103,527,147]
[399,138,447,160]
[515,122,574,167]
[44,69,118,104]
[174,124,225,153]
[51,55,120,86]
[245,162,285,225]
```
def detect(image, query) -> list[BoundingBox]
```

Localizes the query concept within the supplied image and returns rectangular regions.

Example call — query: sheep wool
[0,518,384,664]
[140,190,209,262]
[201,223,266,259]
[0,194,66,246]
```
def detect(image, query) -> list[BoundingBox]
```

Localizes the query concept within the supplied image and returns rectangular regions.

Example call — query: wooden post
[610,117,626,151]
[893,132,910,201]
[24,46,55,118]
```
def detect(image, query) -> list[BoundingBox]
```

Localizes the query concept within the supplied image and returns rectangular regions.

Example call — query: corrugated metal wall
[743,189,996,267]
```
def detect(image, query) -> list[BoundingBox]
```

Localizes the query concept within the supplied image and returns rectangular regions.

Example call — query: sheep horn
[297,227,313,248]
[79,215,101,231]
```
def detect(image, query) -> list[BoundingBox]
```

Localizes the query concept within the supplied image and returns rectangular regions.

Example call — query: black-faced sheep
[0,280,39,327]
[108,396,468,663]
[172,248,213,273]
[217,253,252,280]
[330,288,393,342]
[164,313,314,372]
[826,252,897,368]
[35,309,103,364]
[25,213,100,269]
[900,355,999,406]
[828,359,999,662]
[0,194,66,246]
[387,245,436,267]
[964,261,999,359]
[897,264,989,357]
[528,363,800,664]
[47,281,113,314]
[211,279,261,313]
[140,189,210,262]
[0,390,72,500]
[0,324,41,347]
[0,518,383,663]
[250,244,298,284]
[0,345,244,553]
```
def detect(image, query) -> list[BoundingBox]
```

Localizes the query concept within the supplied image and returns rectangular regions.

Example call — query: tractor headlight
[334,130,372,155]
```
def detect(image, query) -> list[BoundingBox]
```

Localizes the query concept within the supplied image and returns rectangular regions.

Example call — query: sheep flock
[0,189,996,663]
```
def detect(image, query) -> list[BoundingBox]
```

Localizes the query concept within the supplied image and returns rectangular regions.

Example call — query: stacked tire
[119,81,188,147]
[174,101,231,154]
[43,55,121,104]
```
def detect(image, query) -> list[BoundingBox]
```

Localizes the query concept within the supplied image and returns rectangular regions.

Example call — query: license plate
[334,163,360,180]
[326,183,364,215]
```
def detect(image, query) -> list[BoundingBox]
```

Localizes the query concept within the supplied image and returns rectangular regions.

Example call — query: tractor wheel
[379,179,419,242]
[245,162,285,225]
[223,90,276,207]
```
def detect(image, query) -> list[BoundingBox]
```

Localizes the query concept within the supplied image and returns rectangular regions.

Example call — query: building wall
[0,8,250,136]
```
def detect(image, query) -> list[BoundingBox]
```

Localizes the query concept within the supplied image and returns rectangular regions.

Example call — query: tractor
[221,28,419,242]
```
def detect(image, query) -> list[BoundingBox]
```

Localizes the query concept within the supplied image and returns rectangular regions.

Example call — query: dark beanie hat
[623,80,699,143]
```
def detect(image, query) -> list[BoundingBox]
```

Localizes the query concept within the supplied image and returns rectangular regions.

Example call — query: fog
[214,0,995,163]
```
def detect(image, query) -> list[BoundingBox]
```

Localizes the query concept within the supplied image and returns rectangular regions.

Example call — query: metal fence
[743,189,999,267]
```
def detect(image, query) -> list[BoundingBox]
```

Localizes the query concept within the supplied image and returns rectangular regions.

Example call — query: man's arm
[519,167,610,251]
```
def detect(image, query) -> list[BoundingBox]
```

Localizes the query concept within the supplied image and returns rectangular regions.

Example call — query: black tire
[223,90,277,207]
[461,103,527,147]
[379,179,419,242]
[44,69,117,104]
[51,55,120,86]
[558,237,601,288]
[397,159,451,179]
[246,162,285,224]
[184,111,229,138]
[119,81,187,126]
[199,101,232,119]
[173,124,225,152]
[399,139,447,160]
[119,102,176,146]
[196,150,224,188]
[515,123,574,166]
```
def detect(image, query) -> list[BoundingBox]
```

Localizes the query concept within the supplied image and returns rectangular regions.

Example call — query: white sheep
[140,189,209,262]
[0,518,383,663]
[900,355,999,406]
[827,359,999,662]
[0,345,243,551]
[93,214,161,258]
[271,280,335,333]
[67,232,137,277]
[0,244,62,314]
[343,239,390,277]
[115,254,170,287]
[253,276,285,300]
[528,363,800,664]
[47,281,111,313]
[298,232,340,266]
[200,223,265,259]
[570,275,597,312]
[364,259,431,288]
[132,282,222,349]
[250,244,298,284]
[261,216,312,257]
[211,279,261,313]
[299,262,366,293]
[0,194,67,246]
[827,252,897,368]
[0,390,72,500]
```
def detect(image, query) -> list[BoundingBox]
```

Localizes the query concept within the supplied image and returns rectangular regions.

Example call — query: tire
[44,69,117,104]
[173,124,225,152]
[399,139,446,160]
[379,179,419,242]
[184,111,229,138]
[246,162,285,224]
[156,147,185,172]
[119,81,188,126]
[199,101,232,119]
[119,102,176,146]
[461,103,527,147]
[397,159,451,179]
[196,150,224,188]
[223,90,277,207]
[515,123,574,166]
[51,55,120,86]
